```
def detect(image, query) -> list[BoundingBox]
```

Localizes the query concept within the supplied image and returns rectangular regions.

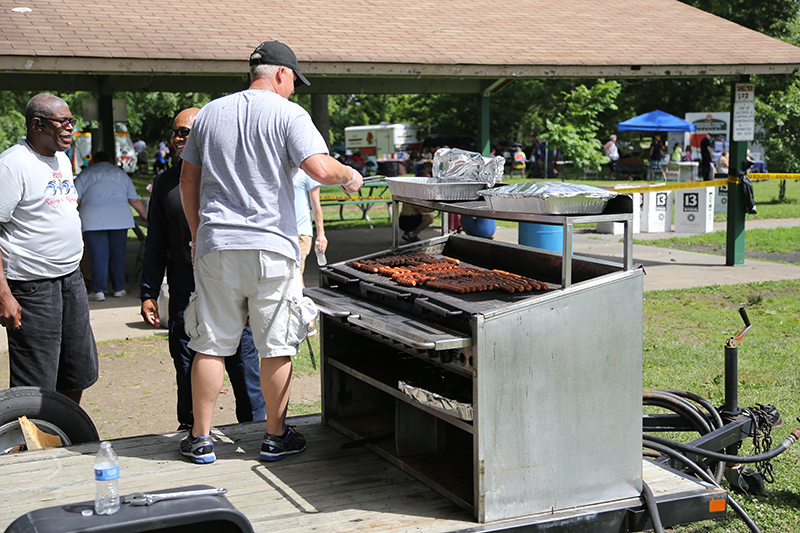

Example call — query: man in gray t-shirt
[178,41,362,464]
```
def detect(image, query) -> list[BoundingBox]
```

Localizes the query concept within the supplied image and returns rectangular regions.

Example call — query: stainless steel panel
[474,269,643,522]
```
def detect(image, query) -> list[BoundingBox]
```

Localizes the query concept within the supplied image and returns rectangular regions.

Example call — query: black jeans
[167,275,265,430]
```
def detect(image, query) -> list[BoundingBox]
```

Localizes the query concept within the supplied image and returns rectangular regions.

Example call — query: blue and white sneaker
[260,425,306,461]
[180,432,215,464]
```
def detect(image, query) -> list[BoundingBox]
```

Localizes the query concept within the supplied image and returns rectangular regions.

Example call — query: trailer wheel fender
[0,387,99,454]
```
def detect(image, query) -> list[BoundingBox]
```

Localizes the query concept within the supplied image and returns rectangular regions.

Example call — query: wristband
[341,172,359,191]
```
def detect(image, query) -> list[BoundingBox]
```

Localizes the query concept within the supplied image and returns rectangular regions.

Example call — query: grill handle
[346,316,436,350]
[361,283,412,300]
[414,297,463,318]
[323,269,359,285]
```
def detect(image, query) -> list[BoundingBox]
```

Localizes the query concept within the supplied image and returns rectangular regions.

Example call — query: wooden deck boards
[0,415,724,532]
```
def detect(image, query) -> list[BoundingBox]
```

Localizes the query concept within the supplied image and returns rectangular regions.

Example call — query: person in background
[399,203,435,243]
[76,151,147,301]
[139,108,265,431]
[700,133,713,181]
[178,40,363,464]
[682,145,693,162]
[0,93,98,405]
[716,150,729,174]
[154,141,170,174]
[647,135,667,181]
[134,138,148,173]
[603,135,619,179]
[671,142,682,162]
[294,169,326,286]
[511,145,526,178]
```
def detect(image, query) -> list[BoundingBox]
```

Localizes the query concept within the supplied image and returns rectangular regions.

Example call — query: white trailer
[344,123,422,157]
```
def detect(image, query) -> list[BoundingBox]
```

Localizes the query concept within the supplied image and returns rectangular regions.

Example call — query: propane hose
[643,439,761,533]
[639,481,665,533]
[644,424,800,464]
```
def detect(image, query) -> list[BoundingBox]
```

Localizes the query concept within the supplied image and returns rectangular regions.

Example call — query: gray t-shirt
[0,141,83,280]
[181,89,329,264]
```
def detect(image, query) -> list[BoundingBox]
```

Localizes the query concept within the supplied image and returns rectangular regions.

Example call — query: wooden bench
[319,180,392,221]
[320,197,393,221]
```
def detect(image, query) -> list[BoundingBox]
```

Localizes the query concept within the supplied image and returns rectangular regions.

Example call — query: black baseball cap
[249,41,311,86]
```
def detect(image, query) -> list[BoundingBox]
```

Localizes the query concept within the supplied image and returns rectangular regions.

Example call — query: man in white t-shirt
[178,41,362,464]
[0,93,98,405]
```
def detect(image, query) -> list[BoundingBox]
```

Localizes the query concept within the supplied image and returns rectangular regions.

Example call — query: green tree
[540,80,622,171]
[678,0,799,39]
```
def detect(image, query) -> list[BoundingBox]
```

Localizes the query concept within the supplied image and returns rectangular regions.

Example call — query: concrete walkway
[2,218,798,351]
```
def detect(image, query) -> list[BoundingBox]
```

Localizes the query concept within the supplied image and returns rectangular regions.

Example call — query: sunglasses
[37,116,78,128]
[170,127,191,138]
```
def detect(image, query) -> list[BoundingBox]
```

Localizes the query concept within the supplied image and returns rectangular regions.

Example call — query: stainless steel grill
[307,216,644,523]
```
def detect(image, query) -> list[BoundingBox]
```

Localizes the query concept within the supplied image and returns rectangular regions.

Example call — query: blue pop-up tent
[617,110,696,132]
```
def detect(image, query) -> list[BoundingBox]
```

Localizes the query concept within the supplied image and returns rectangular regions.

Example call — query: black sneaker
[260,425,306,461]
[180,432,216,464]
[402,232,420,243]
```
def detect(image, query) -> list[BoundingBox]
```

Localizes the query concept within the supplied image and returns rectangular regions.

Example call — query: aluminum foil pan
[399,381,474,421]
[432,148,505,186]
[386,177,487,201]
[477,181,617,214]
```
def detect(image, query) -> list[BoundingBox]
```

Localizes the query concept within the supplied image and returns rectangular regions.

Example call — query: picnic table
[319,178,393,221]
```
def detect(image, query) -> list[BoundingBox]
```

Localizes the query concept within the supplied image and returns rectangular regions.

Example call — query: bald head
[170,107,200,156]
[25,93,69,128]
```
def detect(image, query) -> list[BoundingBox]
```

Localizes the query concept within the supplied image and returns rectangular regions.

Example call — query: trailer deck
[0,415,727,532]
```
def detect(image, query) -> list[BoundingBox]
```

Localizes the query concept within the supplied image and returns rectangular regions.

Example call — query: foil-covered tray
[477,181,617,214]
[432,148,505,186]
[399,381,474,421]
[386,177,488,201]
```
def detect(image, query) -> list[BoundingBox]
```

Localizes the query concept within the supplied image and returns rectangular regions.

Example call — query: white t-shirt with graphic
[0,141,83,280]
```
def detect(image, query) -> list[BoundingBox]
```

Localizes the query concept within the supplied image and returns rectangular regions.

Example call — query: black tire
[0,387,98,453]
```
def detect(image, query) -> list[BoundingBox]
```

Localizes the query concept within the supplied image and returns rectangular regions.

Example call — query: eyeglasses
[37,116,77,128]
[170,127,191,138]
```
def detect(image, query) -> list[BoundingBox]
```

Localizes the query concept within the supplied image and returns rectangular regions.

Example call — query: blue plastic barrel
[518,222,564,252]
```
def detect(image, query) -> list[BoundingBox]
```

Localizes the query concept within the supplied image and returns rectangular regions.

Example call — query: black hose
[643,439,761,533]
[644,389,713,435]
[645,428,800,463]
[644,389,725,482]
[640,481,665,533]
[661,389,724,430]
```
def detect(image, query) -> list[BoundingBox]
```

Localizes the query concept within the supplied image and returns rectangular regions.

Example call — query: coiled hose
[643,389,726,482]
[643,388,800,532]
[643,439,762,533]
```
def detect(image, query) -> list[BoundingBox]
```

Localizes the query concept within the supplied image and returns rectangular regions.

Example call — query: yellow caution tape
[609,173,798,194]
[747,173,800,181]
[319,196,390,201]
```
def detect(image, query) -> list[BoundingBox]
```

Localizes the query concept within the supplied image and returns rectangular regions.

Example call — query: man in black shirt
[139,108,265,430]
[700,133,713,181]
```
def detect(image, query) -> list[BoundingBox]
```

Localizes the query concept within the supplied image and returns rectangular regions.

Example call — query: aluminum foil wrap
[432,148,505,186]
[477,181,617,214]
[399,381,474,421]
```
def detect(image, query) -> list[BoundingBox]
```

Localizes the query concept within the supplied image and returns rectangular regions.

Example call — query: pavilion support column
[726,75,749,266]
[478,93,490,157]
[311,94,331,151]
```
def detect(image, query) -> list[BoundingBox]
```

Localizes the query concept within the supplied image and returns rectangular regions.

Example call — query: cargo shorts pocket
[285,296,319,346]
[183,291,200,340]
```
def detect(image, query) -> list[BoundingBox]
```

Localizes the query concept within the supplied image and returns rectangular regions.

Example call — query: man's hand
[0,291,22,330]
[141,298,160,328]
[341,167,363,194]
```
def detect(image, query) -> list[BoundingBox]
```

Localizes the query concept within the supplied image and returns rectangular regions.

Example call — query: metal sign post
[726,79,751,266]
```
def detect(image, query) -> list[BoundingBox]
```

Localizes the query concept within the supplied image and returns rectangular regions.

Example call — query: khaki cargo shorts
[185,250,314,358]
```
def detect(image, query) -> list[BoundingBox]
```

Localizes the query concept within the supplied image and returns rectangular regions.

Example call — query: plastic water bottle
[94,441,120,515]
[315,241,327,266]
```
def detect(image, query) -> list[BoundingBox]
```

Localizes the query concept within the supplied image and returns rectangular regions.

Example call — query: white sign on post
[733,83,755,142]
